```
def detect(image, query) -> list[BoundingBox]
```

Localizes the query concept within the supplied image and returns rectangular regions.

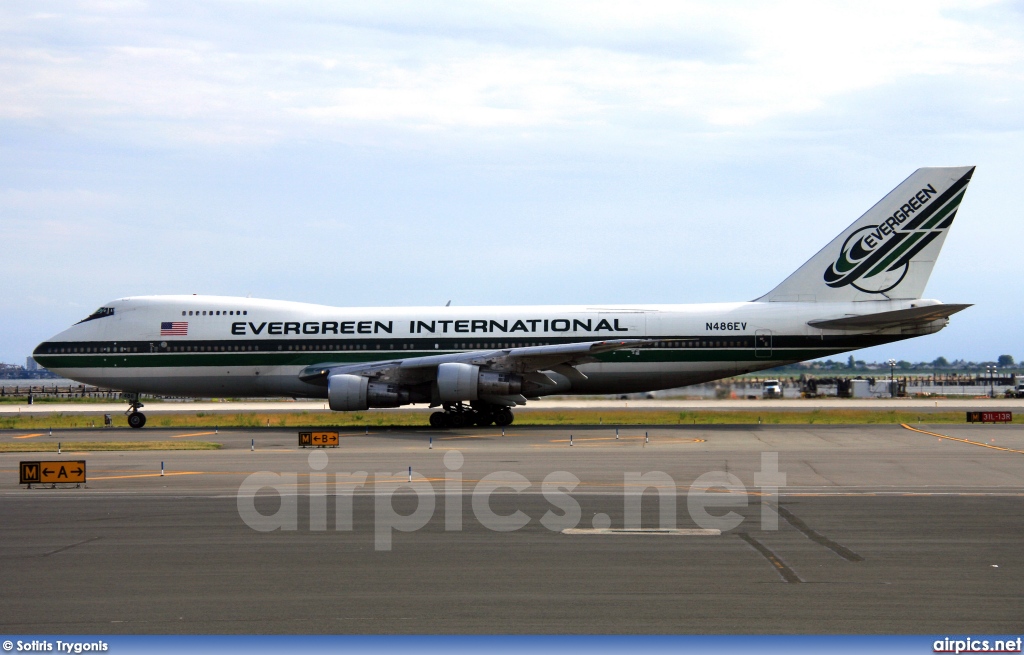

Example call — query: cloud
[1,1,1024,363]
[0,187,126,210]
[0,1,1019,145]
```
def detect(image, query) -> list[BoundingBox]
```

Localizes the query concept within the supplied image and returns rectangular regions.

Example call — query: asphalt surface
[1,424,1023,633]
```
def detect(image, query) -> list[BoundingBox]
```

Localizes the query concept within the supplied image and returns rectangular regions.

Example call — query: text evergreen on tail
[760,166,973,302]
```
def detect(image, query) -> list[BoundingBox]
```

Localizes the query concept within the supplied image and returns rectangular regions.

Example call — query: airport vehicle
[762,380,783,399]
[1006,382,1024,399]
[33,167,974,428]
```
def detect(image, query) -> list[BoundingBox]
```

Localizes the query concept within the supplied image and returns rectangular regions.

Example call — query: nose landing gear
[122,392,147,429]
[428,403,515,429]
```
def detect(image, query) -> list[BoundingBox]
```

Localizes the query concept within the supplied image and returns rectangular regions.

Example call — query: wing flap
[299,338,661,384]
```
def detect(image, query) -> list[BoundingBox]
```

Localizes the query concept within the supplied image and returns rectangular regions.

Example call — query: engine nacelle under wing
[436,363,523,403]
[328,374,409,410]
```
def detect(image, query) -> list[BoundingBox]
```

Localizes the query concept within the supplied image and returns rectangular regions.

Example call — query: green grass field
[0,408,1013,430]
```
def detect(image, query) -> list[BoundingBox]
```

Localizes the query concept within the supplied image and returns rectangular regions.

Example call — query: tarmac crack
[40,536,101,557]
[736,532,803,583]
[803,460,837,486]
[776,504,863,562]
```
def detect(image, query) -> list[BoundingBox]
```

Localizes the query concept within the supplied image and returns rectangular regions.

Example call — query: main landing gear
[429,402,514,429]
[122,392,147,429]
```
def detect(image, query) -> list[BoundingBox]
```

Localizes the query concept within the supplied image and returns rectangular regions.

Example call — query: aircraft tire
[128,412,147,429]
[429,412,449,428]
[494,408,514,427]
[475,414,494,427]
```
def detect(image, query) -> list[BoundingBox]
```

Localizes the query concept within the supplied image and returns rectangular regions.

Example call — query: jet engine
[436,363,523,402]
[328,374,409,411]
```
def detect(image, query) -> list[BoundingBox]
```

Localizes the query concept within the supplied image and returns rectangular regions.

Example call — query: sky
[2,0,1023,365]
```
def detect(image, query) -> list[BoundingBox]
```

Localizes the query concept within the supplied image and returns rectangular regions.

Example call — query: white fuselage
[34,295,940,400]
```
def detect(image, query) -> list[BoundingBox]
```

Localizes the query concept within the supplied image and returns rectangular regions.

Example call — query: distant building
[25,357,38,371]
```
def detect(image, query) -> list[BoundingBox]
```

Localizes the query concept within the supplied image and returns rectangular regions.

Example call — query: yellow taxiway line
[89,472,207,481]
[169,431,219,439]
[901,424,1024,455]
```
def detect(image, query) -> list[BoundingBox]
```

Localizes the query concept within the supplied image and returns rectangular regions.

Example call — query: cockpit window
[77,307,115,324]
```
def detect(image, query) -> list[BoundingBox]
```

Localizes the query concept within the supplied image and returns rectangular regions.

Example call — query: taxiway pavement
[1,424,1022,633]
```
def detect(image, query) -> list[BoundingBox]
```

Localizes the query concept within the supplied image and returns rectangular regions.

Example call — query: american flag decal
[160,322,188,336]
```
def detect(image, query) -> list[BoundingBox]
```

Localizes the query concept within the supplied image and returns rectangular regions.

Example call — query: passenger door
[754,329,772,359]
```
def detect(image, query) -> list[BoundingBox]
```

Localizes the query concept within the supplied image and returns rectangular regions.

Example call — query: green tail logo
[823,171,970,293]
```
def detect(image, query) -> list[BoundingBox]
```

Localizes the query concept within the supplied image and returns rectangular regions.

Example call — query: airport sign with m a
[20,460,87,485]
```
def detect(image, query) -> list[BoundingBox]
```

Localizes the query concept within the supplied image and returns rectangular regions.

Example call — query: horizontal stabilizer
[808,304,971,331]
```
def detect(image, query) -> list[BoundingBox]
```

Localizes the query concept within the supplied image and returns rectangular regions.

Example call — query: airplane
[33,166,974,429]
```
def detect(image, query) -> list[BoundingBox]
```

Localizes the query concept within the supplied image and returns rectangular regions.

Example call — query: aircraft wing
[807,304,971,331]
[299,338,658,386]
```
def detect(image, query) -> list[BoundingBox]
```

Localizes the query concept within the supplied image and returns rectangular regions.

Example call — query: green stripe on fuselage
[36,347,873,370]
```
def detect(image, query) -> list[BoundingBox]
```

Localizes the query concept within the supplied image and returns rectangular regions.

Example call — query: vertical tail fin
[758,166,974,302]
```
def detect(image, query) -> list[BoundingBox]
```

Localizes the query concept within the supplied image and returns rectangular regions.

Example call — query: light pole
[887,359,897,398]
[992,365,998,398]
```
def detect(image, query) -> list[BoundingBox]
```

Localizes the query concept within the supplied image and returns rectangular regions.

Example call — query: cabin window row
[45,339,752,356]
[47,346,138,353]
[167,345,257,352]
[181,310,248,316]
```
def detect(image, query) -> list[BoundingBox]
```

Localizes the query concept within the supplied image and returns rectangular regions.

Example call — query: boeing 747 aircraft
[34,167,974,428]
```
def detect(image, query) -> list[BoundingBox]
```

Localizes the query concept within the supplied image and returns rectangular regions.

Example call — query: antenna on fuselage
[445,300,451,307]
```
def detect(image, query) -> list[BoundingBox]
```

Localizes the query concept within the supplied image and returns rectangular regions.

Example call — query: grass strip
[0,441,221,452]
[0,408,1014,430]
[0,397,131,404]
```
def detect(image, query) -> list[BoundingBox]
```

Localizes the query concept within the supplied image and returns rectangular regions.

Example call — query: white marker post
[49,427,52,437]
[161,461,165,477]
[251,438,254,452]
[408,466,412,483]
[616,427,619,440]
[429,436,433,449]
[645,431,649,444]
[58,442,61,454]
[570,434,574,447]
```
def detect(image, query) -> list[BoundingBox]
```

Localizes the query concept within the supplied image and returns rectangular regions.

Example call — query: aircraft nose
[33,325,71,365]
[33,339,52,357]
[33,334,61,363]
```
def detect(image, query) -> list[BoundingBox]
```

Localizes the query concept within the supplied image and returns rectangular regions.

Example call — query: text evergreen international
[230,318,632,336]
